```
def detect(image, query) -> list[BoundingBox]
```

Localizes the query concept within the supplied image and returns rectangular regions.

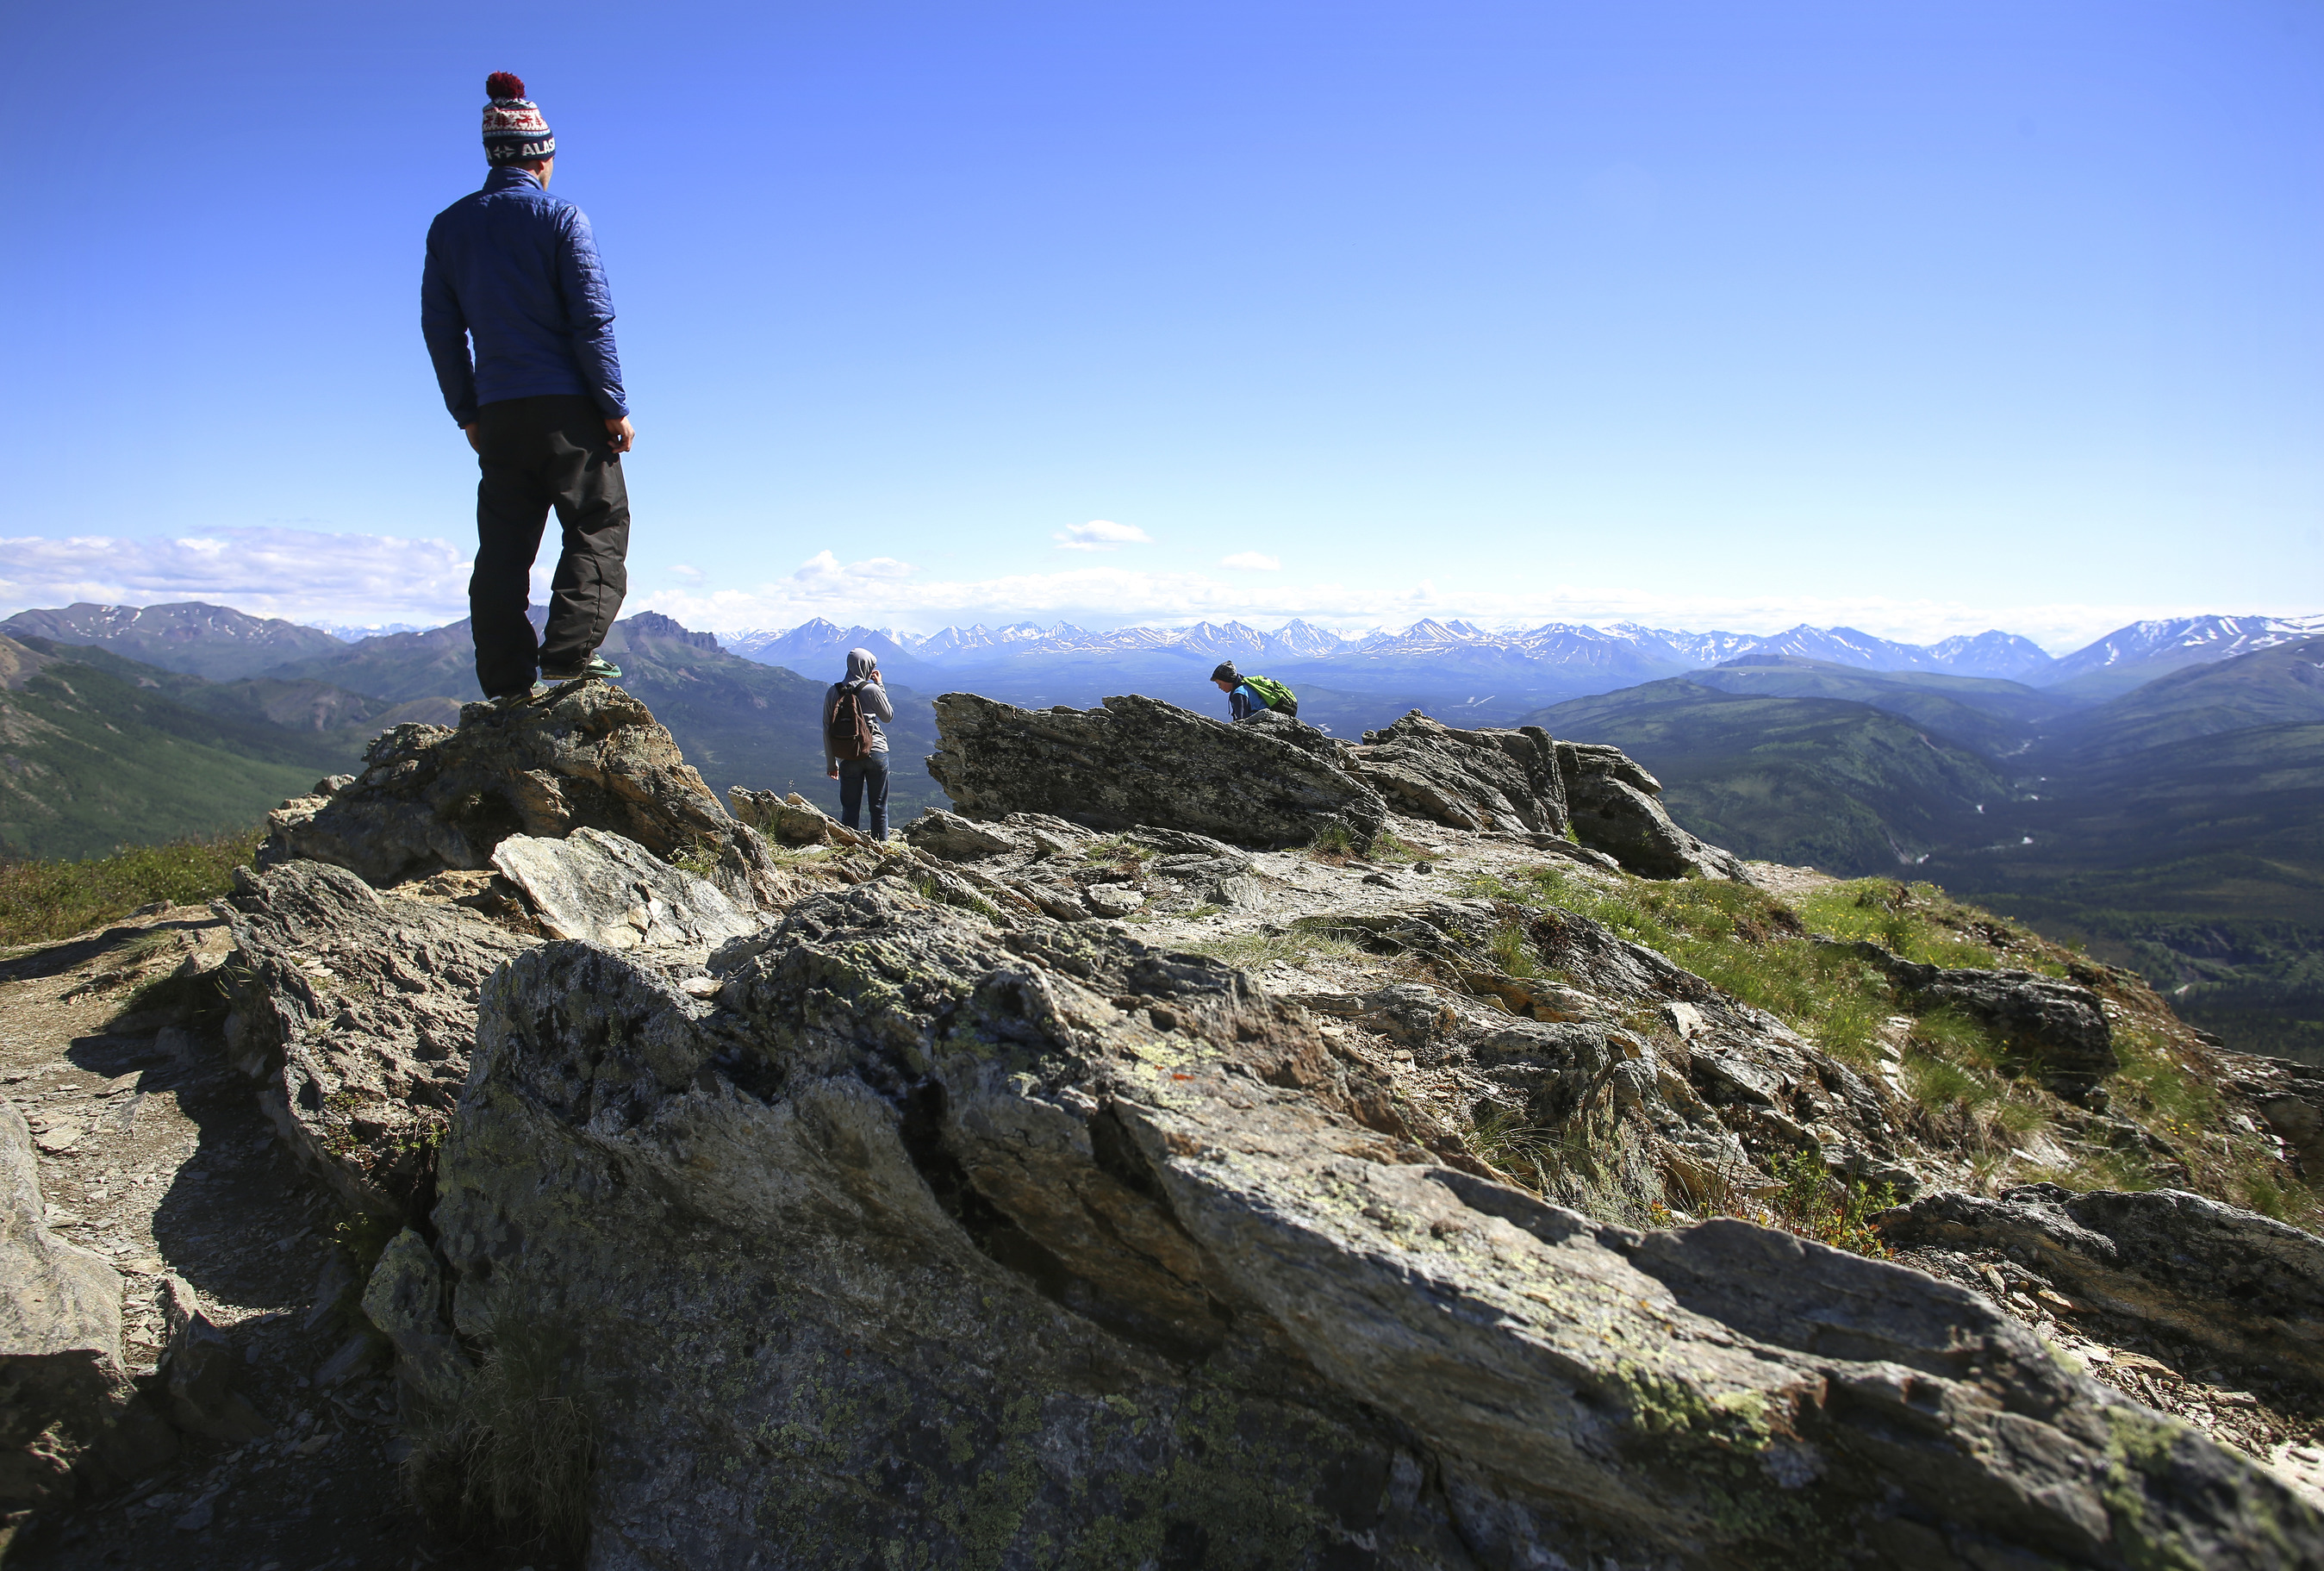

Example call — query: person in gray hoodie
[824,647,896,840]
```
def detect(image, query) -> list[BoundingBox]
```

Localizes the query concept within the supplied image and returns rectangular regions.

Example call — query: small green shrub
[406,1320,593,1563]
[1766,1151,1897,1256]
[668,845,721,878]
[0,826,265,949]
[1487,920,1539,979]
[1306,824,1356,861]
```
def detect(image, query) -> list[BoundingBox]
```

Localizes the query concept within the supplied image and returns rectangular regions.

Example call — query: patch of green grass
[1182,921,1366,973]
[1467,866,1902,1067]
[1487,920,1540,979]
[0,826,265,950]
[1305,824,1356,863]
[1079,834,1153,866]
[1799,878,2065,976]
[1466,1107,1557,1177]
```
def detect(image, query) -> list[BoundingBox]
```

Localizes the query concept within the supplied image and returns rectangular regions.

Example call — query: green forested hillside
[1533,680,2008,871]
[0,640,362,859]
[1534,652,2324,1063]
[2046,634,2324,760]
[1679,658,2075,756]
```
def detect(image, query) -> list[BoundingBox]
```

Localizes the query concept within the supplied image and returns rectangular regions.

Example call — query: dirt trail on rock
[0,909,462,1569]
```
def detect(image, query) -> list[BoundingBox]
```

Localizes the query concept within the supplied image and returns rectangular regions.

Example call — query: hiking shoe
[539,655,622,683]
[489,682,548,707]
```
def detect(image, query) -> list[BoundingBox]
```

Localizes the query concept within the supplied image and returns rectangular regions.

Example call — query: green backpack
[1240,673,1299,717]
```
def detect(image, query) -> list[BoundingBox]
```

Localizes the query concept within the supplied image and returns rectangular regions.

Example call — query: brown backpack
[826,682,875,761]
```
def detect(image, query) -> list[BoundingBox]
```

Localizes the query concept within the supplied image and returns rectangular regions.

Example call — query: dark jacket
[421,166,628,427]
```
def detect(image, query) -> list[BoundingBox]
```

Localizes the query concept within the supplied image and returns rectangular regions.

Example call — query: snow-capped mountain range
[721,612,2324,695]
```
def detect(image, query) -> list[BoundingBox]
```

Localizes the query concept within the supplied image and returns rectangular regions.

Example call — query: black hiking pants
[469,393,630,698]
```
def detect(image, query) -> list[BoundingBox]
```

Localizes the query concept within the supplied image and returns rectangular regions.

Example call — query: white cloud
[1053,520,1152,552]
[0,528,473,627]
[1219,551,1281,571]
[668,564,706,583]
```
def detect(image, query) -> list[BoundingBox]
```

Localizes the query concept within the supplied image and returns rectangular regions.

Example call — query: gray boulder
[927,691,1386,849]
[491,827,759,952]
[1557,742,1745,880]
[1346,711,1569,835]
[1836,940,2118,1093]
[2222,1053,2324,1176]
[260,679,785,908]
[153,1275,270,1442]
[0,1099,175,1506]
[220,858,535,1219]
[402,883,2316,1568]
[1880,1183,2324,1392]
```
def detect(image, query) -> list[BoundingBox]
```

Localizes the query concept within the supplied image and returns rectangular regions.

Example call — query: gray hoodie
[823,646,894,770]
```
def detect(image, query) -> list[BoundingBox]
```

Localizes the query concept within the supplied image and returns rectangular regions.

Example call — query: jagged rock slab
[1882,1183,2324,1393]
[402,883,2317,1568]
[221,859,536,1220]
[1558,741,1746,881]
[928,691,1386,849]
[260,680,786,908]
[491,828,759,951]
[728,787,866,848]
[1345,711,1569,835]
[0,1099,175,1506]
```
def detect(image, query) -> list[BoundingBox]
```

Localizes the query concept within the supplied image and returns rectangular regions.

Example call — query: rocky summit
[9,679,2324,1568]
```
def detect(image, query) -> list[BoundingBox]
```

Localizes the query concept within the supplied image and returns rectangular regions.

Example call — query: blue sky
[2,0,2318,648]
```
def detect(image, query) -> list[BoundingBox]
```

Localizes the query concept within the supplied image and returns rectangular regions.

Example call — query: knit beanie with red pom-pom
[481,72,556,165]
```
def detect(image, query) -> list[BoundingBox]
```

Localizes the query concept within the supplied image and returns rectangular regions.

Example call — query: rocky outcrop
[1881,1183,2324,1393]
[0,1099,174,1507]
[1835,940,2118,1094]
[927,692,1387,849]
[2222,1054,2324,1176]
[392,883,2318,1568]
[221,859,537,1219]
[1557,742,1747,881]
[260,679,786,909]
[1344,711,1569,835]
[490,828,757,952]
[1318,894,1923,1202]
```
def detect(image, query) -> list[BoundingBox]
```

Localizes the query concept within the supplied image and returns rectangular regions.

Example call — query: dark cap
[1210,662,1238,683]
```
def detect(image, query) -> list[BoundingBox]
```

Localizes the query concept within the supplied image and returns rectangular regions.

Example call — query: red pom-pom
[485,72,526,101]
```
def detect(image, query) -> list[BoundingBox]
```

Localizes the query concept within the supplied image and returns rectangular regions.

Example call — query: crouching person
[825,648,894,840]
[1210,661,1299,721]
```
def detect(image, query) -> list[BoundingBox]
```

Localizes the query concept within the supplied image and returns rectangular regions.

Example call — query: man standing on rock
[422,72,635,702]
[825,648,896,841]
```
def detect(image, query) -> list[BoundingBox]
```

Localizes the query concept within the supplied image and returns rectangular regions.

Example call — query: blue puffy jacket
[421,166,628,427]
